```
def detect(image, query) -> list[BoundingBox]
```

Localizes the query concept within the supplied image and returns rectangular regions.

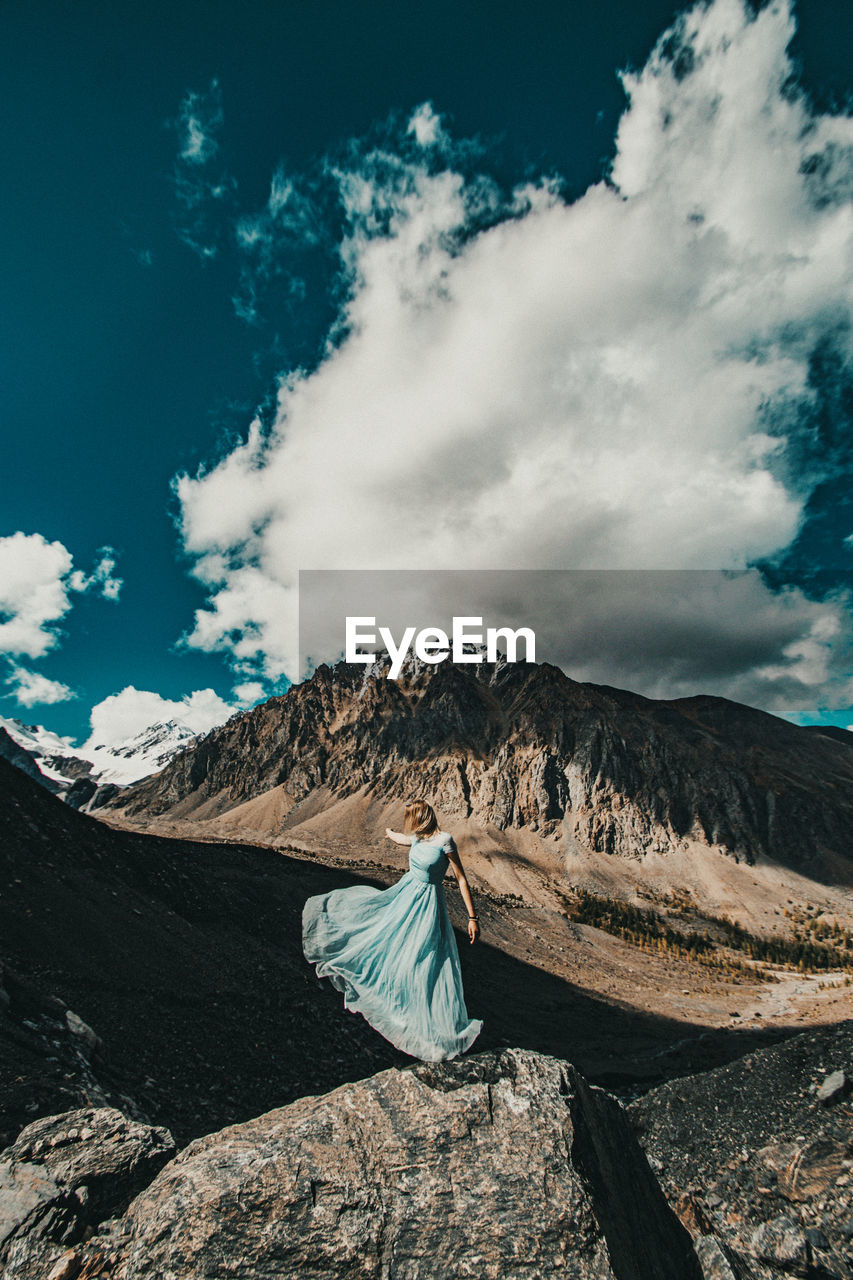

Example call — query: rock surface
[8,1031,853,1279]
[48,1049,702,1280]
[0,1107,175,1280]
[101,656,853,874]
[627,1019,853,1278]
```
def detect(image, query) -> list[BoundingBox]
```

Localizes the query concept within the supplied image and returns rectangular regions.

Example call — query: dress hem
[308,959,483,1063]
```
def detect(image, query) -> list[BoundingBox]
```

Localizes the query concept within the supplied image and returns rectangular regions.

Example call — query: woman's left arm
[445,840,480,943]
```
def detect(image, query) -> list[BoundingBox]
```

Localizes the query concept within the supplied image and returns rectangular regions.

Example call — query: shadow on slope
[0,759,797,1150]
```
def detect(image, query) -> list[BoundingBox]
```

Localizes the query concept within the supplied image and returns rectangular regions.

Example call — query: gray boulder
[110,1047,701,1279]
[0,1106,175,1280]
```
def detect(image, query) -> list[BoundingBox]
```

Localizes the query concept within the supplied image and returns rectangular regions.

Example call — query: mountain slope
[3,756,793,1150]
[100,657,853,886]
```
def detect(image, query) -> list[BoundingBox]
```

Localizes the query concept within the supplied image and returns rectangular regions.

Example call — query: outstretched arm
[385,828,414,845]
[445,841,480,944]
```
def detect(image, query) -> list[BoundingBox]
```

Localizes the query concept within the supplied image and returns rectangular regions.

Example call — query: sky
[2,0,853,748]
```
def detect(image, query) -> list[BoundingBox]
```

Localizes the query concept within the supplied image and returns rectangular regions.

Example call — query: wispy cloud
[232,164,322,324]
[172,78,236,260]
[69,549,122,601]
[406,101,447,149]
[174,0,853,717]
[0,532,122,707]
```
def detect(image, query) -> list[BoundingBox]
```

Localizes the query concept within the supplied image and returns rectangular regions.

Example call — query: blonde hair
[403,799,439,837]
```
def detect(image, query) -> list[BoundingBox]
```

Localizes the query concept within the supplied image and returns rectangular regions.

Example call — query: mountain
[0,726,63,792]
[98,656,853,908]
[0,714,201,802]
[79,718,199,786]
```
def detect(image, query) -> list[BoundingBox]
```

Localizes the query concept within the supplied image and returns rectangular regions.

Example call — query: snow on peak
[83,718,199,783]
[0,714,201,788]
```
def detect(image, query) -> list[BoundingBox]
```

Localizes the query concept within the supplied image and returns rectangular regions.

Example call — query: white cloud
[0,532,74,659]
[0,533,122,660]
[0,533,122,710]
[68,549,122,600]
[232,680,267,706]
[407,102,445,148]
[84,686,236,750]
[174,0,853,716]
[5,665,76,707]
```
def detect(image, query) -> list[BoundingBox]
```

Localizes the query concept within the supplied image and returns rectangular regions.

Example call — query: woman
[302,800,483,1061]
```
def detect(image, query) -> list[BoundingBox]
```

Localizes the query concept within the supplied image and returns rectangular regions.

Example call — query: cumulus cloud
[84,685,236,749]
[0,533,122,660]
[172,79,236,260]
[0,533,76,660]
[0,533,122,708]
[232,680,267,706]
[5,665,76,708]
[175,0,853,717]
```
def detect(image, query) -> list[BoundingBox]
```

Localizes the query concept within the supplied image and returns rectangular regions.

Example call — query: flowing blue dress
[301,833,483,1061]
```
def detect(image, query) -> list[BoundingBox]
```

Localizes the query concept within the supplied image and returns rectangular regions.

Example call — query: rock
[803,1225,829,1250]
[694,1235,738,1280]
[64,1012,102,1060]
[0,1159,79,1262]
[816,1070,848,1105]
[4,1105,176,1219]
[45,1249,83,1280]
[778,1136,848,1202]
[627,1023,853,1272]
[756,1140,800,1174]
[112,1048,702,1279]
[0,1107,175,1280]
[674,1191,716,1237]
[750,1214,809,1273]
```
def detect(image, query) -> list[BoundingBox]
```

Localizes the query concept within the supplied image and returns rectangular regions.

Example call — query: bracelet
[468,915,479,921]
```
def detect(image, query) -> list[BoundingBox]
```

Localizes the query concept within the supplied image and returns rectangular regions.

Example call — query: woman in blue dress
[301,800,483,1061]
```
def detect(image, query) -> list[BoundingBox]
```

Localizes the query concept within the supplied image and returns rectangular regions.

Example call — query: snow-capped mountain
[78,719,200,785]
[0,715,200,793]
[0,717,84,784]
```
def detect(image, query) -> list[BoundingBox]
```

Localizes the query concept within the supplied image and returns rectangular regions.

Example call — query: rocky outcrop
[102,656,853,873]
[0,1107,175,1280]
[628,1019,853,1278]
[6,1049,703,1280]
[7,1033,853,1279]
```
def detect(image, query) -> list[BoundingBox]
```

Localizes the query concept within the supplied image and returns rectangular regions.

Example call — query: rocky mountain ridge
[101,656,853,879]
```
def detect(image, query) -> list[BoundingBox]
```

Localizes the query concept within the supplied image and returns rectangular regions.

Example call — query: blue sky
[2,0,852,746]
